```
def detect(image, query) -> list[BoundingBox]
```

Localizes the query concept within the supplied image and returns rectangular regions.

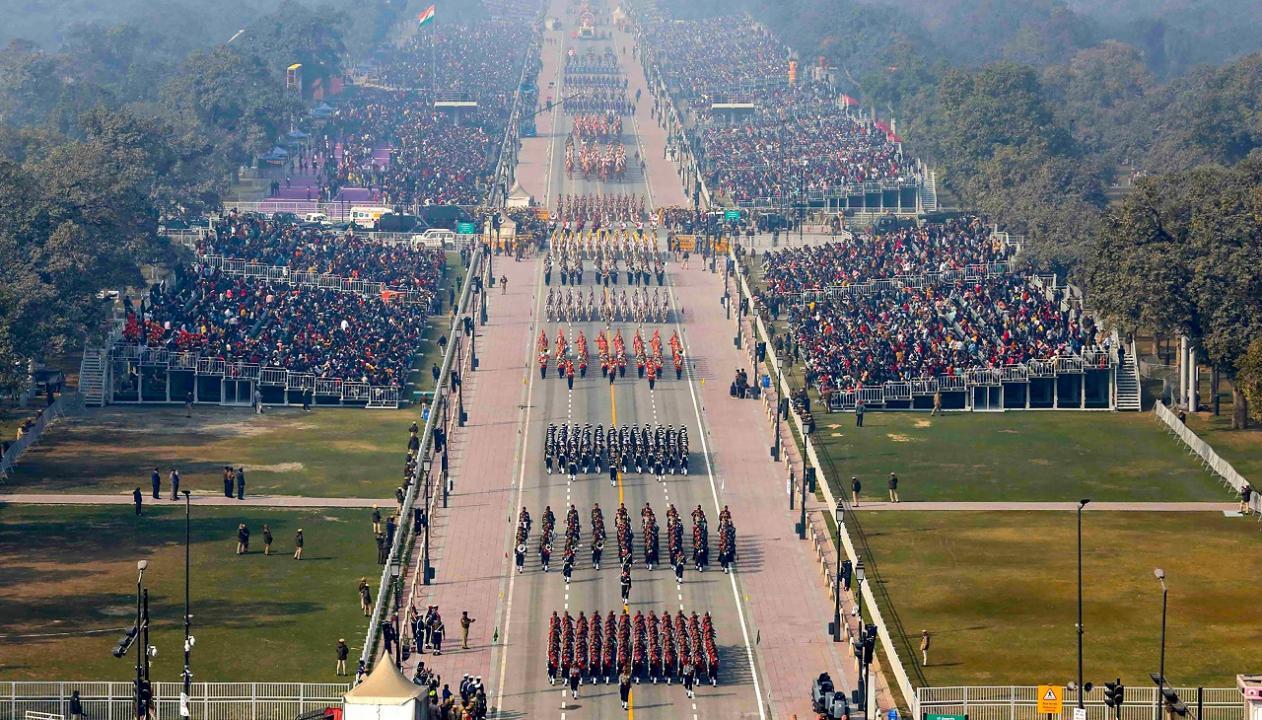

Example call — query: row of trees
[659,0,1262,424]
[0,0,418,388]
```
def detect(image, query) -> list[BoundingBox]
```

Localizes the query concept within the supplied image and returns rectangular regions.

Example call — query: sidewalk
[670,262,859,719]
[397,255,538,684]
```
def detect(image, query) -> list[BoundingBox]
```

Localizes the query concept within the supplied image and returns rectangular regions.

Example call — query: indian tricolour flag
[417,4,436,28]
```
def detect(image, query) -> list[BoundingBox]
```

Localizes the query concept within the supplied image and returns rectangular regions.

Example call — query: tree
[1087,155,1262,428]
[1237,338,1262,424]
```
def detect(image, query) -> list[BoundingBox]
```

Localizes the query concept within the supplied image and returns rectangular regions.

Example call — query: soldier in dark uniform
[592,538,604,569]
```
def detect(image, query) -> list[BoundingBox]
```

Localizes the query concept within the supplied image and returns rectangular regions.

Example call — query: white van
[349,206,394,230]
[303,212,330,225]
[411,229,455,249]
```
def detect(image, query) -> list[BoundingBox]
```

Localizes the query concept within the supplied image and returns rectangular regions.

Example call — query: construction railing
[1154,402,1259,519]
[0,393,82,480]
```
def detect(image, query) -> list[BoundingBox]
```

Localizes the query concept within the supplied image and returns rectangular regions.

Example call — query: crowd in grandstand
[127,263,430,386]
[753,217,1101,394]
[759,217,1011,293]
[640,16,918,203]
[200,212,447,293]
[266,19,537,208]
[114,15,545,389]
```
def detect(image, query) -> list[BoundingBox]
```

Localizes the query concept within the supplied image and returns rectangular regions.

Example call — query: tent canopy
[343,661,423,705]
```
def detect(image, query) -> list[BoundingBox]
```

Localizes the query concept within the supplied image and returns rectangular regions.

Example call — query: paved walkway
[671,246,858,718]
[853,501,1238,512]
[0,493,394,507]
[396,255,539,686]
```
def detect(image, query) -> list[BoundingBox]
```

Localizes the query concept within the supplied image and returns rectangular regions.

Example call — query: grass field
[1185,411,1262,481]
[811,412,1228,502]
[859,511,1262,687]
[3,405,413,498]
[0,504,379,681]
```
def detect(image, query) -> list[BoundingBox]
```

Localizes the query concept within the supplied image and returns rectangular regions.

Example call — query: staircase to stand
[921,169,939,212]
[79,347,107,407]
[1115,352,1141,411]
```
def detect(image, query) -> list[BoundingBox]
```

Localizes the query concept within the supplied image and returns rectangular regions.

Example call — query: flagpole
[431,11,437,104]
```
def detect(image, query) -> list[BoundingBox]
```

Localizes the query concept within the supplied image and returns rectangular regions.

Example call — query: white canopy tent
[343,661,427,720]
[506,181,533,208]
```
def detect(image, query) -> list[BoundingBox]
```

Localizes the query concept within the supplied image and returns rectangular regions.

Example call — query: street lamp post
[471,309,479,371]
[456,343,466,427]
[799,467,808,540]
[181,491,193,719]
[831,501,844,642]
[772,365,782,461]
[390,565,402,669]
[1077,498,1091,709]
[136,560,148,720]
[855,557,865,626]
[1155,568,1168,719]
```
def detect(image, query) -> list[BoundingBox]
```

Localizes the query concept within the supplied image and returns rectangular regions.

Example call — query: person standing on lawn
[262,524,273,555]
[888,472,900,503]
[336,639,349,676]
[293,528,304,559]
[851,476,861,507]
[151,467,161,499]
[359,580,373,616]
[133,487,144,516]
[236,523,249,554]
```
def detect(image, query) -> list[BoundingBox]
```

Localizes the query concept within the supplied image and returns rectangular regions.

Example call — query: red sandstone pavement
[396,254,539,685]
[514,23,565,204]
[668,261,860,718]
[614,26,689,209]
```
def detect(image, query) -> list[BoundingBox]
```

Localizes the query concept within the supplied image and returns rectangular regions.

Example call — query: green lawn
[0,505,380,681]
[860,511,1261,688]
[1185,411,1262,482]
[4,404,414,498]
[812,412,1227,502]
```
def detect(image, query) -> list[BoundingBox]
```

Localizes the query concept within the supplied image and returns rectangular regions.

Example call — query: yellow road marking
[628,687,634,719]
[610,379,623,505]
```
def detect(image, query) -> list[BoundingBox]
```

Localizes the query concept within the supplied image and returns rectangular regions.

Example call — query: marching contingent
[542,422,690,479]
[535,328,685,385]
[543,287,670,322]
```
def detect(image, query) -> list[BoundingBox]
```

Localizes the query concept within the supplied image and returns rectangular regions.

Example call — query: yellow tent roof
[343,661,424,705]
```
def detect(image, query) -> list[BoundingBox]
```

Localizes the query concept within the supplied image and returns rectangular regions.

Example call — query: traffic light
[862,633,876,665]
[139,680,153,705]
[113,625,138,658]
[1104,680,1120,707]
[840,559,852,590]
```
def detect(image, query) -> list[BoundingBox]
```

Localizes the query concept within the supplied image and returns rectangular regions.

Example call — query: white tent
[343,661,426,720]
[506,181,533,208]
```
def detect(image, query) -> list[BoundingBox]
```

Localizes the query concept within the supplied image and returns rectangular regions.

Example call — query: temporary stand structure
[343,661,427,720]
